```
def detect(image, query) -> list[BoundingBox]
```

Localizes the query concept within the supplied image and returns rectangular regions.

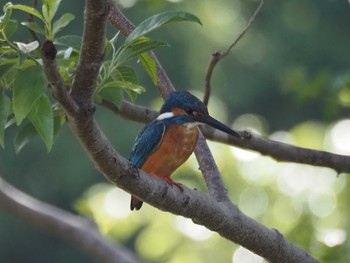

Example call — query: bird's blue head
[160,91,208,115]
[159,91,240,137]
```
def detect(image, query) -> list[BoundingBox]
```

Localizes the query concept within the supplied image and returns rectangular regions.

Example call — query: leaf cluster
[0,0,201,152]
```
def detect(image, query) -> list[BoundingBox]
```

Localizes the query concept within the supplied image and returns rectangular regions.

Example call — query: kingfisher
[129,91,240,210]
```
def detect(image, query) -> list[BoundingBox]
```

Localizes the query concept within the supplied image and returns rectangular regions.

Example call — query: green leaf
[14,122,37,153]
[27,94,53,151]
[140,53,157,84]
[13,65,47,125]
[21,21,46,36]
[99,86,123,108]
[0,3,13,31]
[42,0,61,22]
[2,19,18,39]
[125,11,202,44]
[15,41,39,54]
[52,13,75,36]
[112,66,138,83]
[0,93,10,147]
[120,37,168,64]
[54,35,82,51]
[104,80,145,102]
[9,4,45,22]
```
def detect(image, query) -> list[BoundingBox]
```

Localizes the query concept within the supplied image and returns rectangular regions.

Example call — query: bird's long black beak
[195,115,241,137]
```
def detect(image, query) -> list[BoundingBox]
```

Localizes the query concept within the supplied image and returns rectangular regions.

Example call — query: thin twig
[203,0,264,105]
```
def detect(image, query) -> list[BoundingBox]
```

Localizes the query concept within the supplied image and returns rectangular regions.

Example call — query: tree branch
[38,0,320,261]
[100,101,350,173]
[70,0,109,108]
[0,176,144,263]
[203,0,264,105]
[41,40,78,115]
[202,127,350,173]
[107,0,231,203]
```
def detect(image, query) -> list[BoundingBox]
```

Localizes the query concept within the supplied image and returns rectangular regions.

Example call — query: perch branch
[106,0,231,201]
[38,0,320,261]
[100,101,350,173]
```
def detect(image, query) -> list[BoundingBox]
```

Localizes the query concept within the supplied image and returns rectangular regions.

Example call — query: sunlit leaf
[27,94,53,151]
[42,0,61,22]
[21,21,46,36]
[125,11,202,44]
[9,4,45,22]
[13,65,47,125]
[52,13,75,36]
[0,93,10,147]
[14,41,39,54]
[140,53,157,84]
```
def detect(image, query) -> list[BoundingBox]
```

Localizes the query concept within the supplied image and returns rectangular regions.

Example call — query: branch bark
[36,0,321,262]
[0,177,144,263]
[106,0,231,201]
[100,100,350,173]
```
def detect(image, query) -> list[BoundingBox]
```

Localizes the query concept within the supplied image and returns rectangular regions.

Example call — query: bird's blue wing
[129,120,166,168]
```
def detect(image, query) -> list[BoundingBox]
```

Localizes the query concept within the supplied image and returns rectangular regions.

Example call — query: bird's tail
[130,195,143,210]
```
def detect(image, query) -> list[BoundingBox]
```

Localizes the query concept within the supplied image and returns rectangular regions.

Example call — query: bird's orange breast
[141,124,199,177]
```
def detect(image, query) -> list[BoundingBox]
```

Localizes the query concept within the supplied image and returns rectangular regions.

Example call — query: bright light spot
[329,119,350,154]
[317,228,347,247]
[232,246,263,263]
[238,157,277,185]
[167,0,183,2]
[231,147,260,162]
[308,191,337,217]
[233,114,266,134]
[103,188,131,219]
[278,164,336,197]
[117,0,137,8]
[269,131,295,145]
[239,188,268,218]
[272,198,301,226]
[175,216,213,241]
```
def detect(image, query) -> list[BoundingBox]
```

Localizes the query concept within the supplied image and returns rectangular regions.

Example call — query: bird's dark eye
[185,108,194,115]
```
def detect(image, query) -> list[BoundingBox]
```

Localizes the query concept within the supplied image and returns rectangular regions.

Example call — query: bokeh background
[1,0,350,262]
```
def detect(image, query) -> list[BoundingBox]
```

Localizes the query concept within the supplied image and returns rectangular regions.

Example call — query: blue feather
[129,115,194,168]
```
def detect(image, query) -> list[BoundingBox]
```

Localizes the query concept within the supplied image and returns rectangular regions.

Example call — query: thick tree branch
[38,0,320,261]
[70,0,108,108]
[0,177,144,263]
[41,41,78,115]
[101,99,158,123]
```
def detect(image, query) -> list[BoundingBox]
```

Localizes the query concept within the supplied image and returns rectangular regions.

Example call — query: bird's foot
[150,173,183,191]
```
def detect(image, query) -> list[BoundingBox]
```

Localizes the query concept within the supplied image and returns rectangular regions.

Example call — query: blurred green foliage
[1,0,350,262]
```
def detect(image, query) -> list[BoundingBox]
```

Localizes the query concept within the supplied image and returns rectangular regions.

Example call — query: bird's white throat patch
[157,112,175,120]
[185,122,202,128]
